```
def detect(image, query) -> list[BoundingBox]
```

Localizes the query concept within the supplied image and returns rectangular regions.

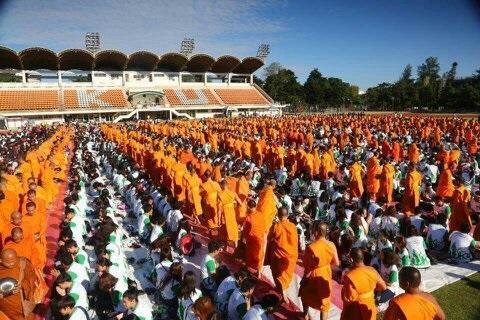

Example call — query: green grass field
[378,272,480,320]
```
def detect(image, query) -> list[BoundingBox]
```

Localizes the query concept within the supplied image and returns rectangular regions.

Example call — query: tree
[303,69,327,109]
[400,64,413,81]
[253,75,264,88]
[262,62,283,79]
[264,69,303,106]
[417,57,441,109]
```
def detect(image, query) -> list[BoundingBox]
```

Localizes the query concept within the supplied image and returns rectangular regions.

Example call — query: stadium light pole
[256,43,270,60]
[180,38,195,56]
[85,32,101,54]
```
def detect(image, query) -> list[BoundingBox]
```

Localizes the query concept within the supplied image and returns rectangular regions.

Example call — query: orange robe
[300,238,337,312]
[184,173,203,216]
[379,163,395,203]
[0,199,16,225]
[270,219,298,291]
[408,144,421,164]
[218,189,239,242]
[366,156,382,196]
[201,179,222,229]
[384,293,439,320]
[349,162,364,198]
[256,185,278,231]
[402,170,422,216]
[0,259,37,320]
[243,209,267,272]
[341,266,382,320]
[235,176,249,224]
[22,213,47,269]
[449,185,472,232]
[436,169,454,198]
[3,237,42,270]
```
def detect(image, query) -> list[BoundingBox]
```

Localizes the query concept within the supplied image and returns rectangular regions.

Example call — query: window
[154,74,165,78]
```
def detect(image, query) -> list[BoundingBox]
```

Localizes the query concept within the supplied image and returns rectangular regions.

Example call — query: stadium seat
[163,89,220,106]
[63,89,129,108]
[0,90,59,111]
[214,88,269,105]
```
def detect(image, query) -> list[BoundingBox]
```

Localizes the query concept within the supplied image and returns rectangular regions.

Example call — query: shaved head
[11,211,22,225]
[399,266,421,291]
[350,248,364,264]
[0,249,18,268]
[312,221,328,239]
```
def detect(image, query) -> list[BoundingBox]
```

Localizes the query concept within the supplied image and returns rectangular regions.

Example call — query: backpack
[179,233,194,255]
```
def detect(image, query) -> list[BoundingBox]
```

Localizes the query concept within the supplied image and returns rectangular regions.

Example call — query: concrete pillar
[204,73,207,85]
[178,72,182,85]
[227,73,231,85]
[58,71,62,86]
[91,71,95,85]
[122,71,126,86]
[22,70,26,84]
[250,74,253,85]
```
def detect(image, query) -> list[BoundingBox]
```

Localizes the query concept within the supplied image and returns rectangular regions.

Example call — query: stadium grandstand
[0,46,282,128]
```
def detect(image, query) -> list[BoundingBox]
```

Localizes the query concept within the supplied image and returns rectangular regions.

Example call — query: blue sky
[0,0,479,90]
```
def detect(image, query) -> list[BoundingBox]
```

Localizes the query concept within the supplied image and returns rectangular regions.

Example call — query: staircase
[113,109,137,123]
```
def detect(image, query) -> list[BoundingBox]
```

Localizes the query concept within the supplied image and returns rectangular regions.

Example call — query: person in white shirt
[54,272,89,311]
[122,289,153,320]
[56,295,89,320]
[227,277,257,320]
[214,267,250,318]
[243,294,280,320]
[449,223,480,263]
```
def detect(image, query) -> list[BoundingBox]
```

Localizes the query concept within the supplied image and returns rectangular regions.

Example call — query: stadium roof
[0,47,264,74]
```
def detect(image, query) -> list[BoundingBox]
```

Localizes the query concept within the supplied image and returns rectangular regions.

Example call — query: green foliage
[264,68,303,106]
[0,73,21,82]
[365,58,480,112]
[71,75,90,82]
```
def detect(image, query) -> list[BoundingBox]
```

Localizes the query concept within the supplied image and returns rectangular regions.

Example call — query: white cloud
[0,0,286,57]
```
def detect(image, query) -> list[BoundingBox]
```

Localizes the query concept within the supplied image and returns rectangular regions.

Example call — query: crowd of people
[0,113,479,320]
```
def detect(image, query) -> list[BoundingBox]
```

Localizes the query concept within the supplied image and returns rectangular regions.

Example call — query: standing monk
[349,160,364,199]
[300,222,339,320]
[379,158,395,203]
[402,163,422,216]
[257,180,278,231]
[269,207,298,301]
[341,248,387,320]
[436,165,455,198]
[0,249,40,320]
[384,266,445,320]
[201,171,222,232]
[218,180,242,248]
[235,172,250,225]
[243,199,267,276]
[183,164,203,224]
[449,178,472,232]
[366,152,382,200]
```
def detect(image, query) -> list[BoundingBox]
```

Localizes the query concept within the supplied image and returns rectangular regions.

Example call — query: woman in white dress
[406,225,431,269]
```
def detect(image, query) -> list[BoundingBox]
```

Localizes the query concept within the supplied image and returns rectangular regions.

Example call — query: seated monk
[384,266,445,320]
[0,249,41,320]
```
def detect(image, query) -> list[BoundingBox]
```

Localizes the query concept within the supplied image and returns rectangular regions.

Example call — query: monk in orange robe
[384,266,445,320]
[408,143,421,164]
[172,160,187,202]
[200,171,222,231]
[402,164,422,216]
[243,199,267,275]
[183,164,203,223]
[392,140,402,162]
[269,207,298,301]
[341,248,387,320]
[235,172,250,224]
[256,180,278,231]
[3,227,42,269]
[21,190,47,218]
[0,212,23,251]
[349,161,364,198]
[0,249,40,320]
[0,189,17,225]
[300,222,339,319]
[21,202,47,270]
[449,179,472,232]
[379,159,395,203]
[366,153,382,200]
[436,166,455,198]
[218,180,242,247]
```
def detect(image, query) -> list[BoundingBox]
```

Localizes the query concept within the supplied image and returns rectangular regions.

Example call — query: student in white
[122,289,153,320]
[227,277,257,320]
[201,240,222,295]
[215,268,250,318]
[55,272,89,311]
[243,294,280,320]
[178,271,202,320]
[449,224,480,263]
[426,214,449,251]
[56,295,89,320]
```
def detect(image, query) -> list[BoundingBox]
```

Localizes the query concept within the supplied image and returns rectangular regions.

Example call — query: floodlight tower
[180,38,195,56]
[85,32,101,54]
[256,43,270,60]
